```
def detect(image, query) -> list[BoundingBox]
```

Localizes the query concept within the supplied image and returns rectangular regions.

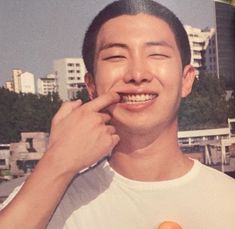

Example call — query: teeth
[121,94,156,103]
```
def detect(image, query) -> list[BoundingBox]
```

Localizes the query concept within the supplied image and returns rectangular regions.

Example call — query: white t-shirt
[46,159,235,229]
[2,159,235,229]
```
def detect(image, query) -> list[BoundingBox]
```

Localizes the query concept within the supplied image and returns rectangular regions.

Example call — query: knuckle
[79,104,92,116]
[92,114,104,125]
[80,101,91,111]
[78,106,86,115]
[61,101,71,108]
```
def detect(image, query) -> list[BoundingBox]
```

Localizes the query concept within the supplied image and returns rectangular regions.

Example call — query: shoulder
[195,160,235,188]
[65,159,112,197]
[47,160,113,228]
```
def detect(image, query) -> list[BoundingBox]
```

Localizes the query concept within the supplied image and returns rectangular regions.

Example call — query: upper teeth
[121,94,156,103]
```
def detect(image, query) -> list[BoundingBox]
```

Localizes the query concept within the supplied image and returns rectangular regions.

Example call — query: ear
[85,73,97,100]
[181,65,196,98]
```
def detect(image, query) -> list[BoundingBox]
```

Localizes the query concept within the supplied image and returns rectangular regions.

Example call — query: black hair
[82,0,191,75]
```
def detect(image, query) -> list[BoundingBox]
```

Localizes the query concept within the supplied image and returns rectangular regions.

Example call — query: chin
[113,113,177,137]
[112,117,160,135]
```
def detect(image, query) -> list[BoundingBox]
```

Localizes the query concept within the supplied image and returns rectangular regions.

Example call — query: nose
[123,58,153,85]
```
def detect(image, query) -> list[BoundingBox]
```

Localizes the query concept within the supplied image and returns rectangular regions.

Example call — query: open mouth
[119,93,157,104]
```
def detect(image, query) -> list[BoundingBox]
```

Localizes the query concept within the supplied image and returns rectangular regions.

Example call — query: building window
[77,77,81,80]
[67,63,74,67]
[68,70,74,73]
[0,159,6,165]
[193,51,201,55]
[76,70,80,73]
[76,63,80,67]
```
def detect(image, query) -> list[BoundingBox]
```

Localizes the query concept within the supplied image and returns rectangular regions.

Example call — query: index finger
[84,92,120,112]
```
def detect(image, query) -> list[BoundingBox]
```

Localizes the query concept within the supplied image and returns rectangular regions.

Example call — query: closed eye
[102,55,126,61]
[149,53,170,59]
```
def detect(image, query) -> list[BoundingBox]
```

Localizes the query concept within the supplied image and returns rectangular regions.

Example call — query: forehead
[96,13,178,50]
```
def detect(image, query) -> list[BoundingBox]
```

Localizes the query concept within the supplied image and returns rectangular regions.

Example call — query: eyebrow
[145,41,173,49]
[98,42,128,53]
[97,40,173,53]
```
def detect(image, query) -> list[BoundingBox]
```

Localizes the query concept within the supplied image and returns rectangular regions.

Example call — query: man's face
[87,13,194,134]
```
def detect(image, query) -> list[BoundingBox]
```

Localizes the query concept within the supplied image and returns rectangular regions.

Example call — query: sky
[0,0,215,86]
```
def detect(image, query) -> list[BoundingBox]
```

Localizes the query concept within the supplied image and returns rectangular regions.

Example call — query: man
[1,0,235,228]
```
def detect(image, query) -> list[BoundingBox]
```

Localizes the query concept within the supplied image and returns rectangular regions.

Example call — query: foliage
[228,86,235,118]
[178,72,229,130]
[0,87,62,143]
[73,88,90,103]
[1,72,234,143]
[221,0,233,4]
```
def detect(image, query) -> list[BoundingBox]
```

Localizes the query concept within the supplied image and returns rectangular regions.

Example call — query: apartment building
[54,58,86,101]
[37,73,57,95]
[4,81,14,92]
[184,25,217,77]
[12,69,36,94]
[12,69,23,93]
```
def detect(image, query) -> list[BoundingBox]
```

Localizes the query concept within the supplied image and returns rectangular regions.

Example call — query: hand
[46,92,120,175]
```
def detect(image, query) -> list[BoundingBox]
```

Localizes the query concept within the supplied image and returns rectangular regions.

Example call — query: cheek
[95,63,126,95]
[156,61,182,89]
[95,77,109,95]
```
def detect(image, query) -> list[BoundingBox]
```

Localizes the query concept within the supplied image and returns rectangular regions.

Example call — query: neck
[109,121,193,181]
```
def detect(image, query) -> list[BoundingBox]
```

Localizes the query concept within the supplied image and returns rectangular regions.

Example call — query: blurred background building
[214,0,235,88]
[53,58,86,101]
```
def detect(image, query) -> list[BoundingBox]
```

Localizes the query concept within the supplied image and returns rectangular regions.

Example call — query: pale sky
[0,0,215,86]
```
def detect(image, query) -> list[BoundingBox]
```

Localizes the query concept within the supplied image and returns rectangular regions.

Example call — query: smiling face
[86,13,194,135]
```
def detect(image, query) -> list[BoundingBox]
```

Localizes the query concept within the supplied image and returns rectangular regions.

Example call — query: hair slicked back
[82,0,191,75]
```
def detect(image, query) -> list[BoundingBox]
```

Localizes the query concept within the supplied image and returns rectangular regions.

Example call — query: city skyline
[0,0,215,86]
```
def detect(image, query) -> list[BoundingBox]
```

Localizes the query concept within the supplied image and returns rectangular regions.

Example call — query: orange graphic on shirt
[157,221,183,229]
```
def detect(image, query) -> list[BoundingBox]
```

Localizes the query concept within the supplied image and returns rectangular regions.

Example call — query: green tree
[228,85,235,118]
[220,0,235,6]
[0,87,20,143]
[0,88,62,143]
[74,88,90,103]
[178,72,229,130]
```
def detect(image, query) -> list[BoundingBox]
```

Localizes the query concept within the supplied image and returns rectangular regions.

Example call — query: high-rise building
[37,74,57,95]
[20,72,36,94]
[12,69,23,93]
[203,29,218,77]
[53,58,86,101]
[4,81,14,91]
[12,69,36,94]
[215,0,235,87]
[184,25,217,77]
